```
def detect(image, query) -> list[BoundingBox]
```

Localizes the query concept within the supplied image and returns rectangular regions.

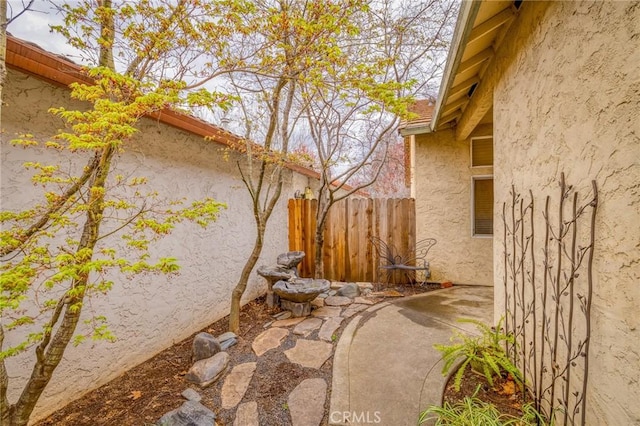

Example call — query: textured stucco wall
[0,68,317,421]
[414,125,493,285]
[492,1,640,424]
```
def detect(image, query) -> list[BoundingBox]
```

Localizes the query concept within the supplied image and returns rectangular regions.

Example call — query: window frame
[471,175,494,238]
[470,136,494,168]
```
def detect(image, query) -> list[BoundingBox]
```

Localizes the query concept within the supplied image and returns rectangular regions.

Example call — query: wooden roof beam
[467,8,516,44]
[449,76,481,100]
[441,96,469,117]
[457,47,493,76]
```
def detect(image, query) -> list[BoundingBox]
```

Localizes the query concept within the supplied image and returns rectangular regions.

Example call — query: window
[471,137,493,167]
[473,177,493,236]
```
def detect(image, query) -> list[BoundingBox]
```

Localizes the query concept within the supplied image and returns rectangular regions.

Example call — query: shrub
[434,318,522,391]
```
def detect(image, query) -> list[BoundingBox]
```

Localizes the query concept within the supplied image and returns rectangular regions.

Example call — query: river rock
[337,283,361,298]
[157,400,216,426]
[192,333,221,362]
[185,352,229,388]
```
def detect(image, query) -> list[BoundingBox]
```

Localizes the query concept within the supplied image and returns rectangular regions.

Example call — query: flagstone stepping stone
[311,306,342,318]
[337,283,361,298]
[185,352,229,388]
[311,297,324,308]
[221,362,257,409]
[293,317,323,337]
[353,297,374,305]
[233,401,259,426]
[252,327,288,356]
[158,400,216,426]
[324,296,352,306]
[341,303,368,318]
[288,378,327,426]
[318,317,344,342]
[271,317,305,327]
[285,340,333,369]
[192,332,222,362]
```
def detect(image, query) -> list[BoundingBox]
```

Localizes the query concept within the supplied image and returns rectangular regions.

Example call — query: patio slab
[330,285,493,426]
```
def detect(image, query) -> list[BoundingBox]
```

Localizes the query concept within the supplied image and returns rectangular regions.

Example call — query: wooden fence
[288,198,416,282]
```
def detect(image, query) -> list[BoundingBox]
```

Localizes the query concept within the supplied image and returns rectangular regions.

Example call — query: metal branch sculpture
[502,173,598,425]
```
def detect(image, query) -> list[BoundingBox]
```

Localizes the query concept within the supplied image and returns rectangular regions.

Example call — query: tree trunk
[313,195,330,279]
[229,227,264,334]
[5,145,115,426]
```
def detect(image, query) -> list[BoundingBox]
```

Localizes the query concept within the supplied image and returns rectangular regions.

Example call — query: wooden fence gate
[288,198,416,282]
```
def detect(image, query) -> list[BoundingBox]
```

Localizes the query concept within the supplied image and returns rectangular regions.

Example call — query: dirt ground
[442,367,527,419]
[36,283,440,426]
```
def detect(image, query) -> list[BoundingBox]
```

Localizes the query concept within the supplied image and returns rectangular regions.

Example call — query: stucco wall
[1,68,317,421]
[492,1,640,424]
[414,125,493,285]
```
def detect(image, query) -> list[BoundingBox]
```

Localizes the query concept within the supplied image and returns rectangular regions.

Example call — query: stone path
[158,280,396,426]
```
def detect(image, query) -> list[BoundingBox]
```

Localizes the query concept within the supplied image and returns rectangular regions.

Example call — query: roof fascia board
[431,0,481,131]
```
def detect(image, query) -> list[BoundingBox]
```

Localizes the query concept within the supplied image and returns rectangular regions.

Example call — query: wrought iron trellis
[502,173,598,425]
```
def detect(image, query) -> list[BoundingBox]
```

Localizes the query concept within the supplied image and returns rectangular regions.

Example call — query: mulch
[36,282,440,426]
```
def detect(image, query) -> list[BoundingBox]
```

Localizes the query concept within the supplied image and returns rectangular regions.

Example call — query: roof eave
[431,0,482,131]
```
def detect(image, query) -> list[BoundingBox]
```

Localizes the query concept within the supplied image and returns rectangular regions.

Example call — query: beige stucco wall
[0,68,317,421]
[414,124,493,285]
[492,1,640,424]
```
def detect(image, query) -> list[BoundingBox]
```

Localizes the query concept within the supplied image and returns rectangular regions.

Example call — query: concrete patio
[329,285,493,426]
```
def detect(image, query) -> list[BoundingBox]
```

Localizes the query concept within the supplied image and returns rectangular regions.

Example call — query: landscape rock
[217,332,237,343]
[220,338,238,350]
[157,400,216,426]
[274,278,330,303]
[311,306,342,319]
[280,299,312,317]
[288,378,327,426]
[181,388,202,402]
[311,297,324,308]
[341,303,368,318]
[271,317,305,327]
[318,317,344,342]
[185,352,229,388]
[292,317,323,337]
[233,401,259,426]
[285,339,333,369]
[353,297,374,305]
[277,251,306,269]
[273,311,292,320]
[337,283,361,298]
[192,333,222,362]
[330,281,345,290]
[324,296,352,307]
[355,282,374,290]
[221,362,257,409]
[252,327,288,356]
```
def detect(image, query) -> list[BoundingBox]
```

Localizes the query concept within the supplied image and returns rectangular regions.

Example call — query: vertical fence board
[288,198,416,282]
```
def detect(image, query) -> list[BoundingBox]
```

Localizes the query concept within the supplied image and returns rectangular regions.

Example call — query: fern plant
[434,318,522,391]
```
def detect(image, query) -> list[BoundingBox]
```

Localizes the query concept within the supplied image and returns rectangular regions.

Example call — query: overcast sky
[7,0,84,61]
